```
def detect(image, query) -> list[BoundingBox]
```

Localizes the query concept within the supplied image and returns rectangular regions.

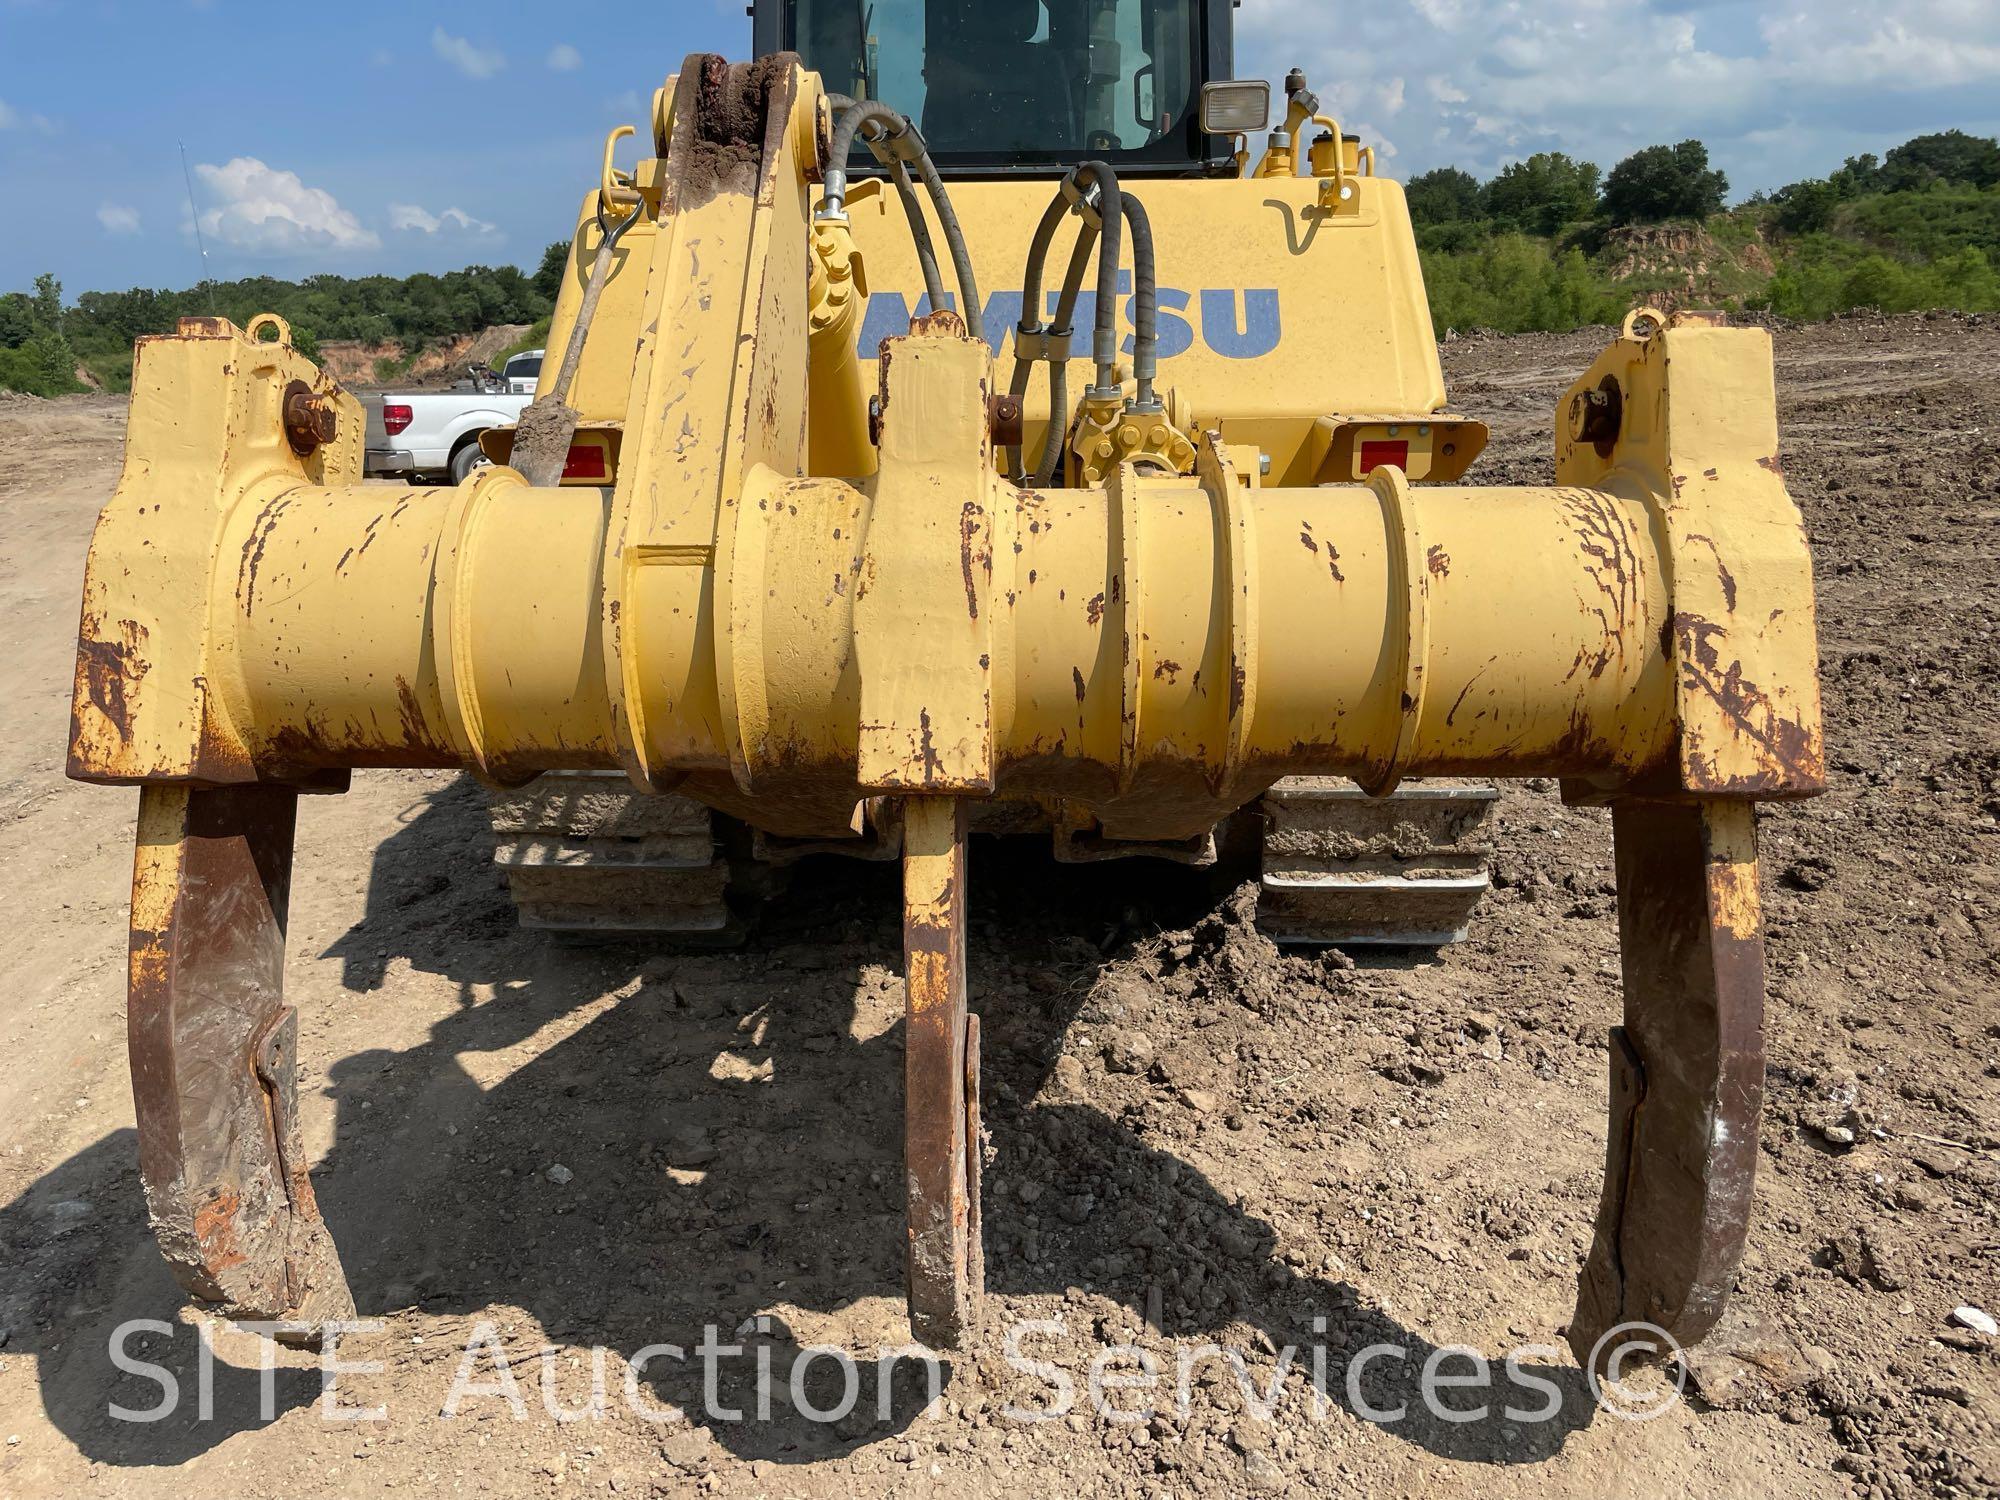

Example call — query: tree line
[0,253,573,398]
[1406,130,1998,333]
[1764,129,2000,234]
[5,129,1998,393]
[1406,139,1729,248]
[1407,130,1997,244]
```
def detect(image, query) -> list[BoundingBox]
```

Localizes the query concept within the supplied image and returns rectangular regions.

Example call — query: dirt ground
[0,314,1995,1499]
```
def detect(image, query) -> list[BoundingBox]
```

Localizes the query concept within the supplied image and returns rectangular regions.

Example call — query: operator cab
[754,0,1238,174]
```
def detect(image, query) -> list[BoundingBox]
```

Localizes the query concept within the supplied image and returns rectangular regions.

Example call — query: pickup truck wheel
[449,436,490,485]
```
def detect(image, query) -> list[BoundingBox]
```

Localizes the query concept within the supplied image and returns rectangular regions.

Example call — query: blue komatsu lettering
[857,291,915,360]
[1199,289,1282,359]
[856,290,1029,359]
[1123,288,1195,360]
[860,285,1283,360]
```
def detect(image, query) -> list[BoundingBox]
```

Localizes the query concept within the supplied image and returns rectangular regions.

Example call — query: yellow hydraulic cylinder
[807,215,875,477]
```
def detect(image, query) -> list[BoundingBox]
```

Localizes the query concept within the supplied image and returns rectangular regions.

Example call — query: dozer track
[1257,778,1499,946]
[488,772,1497,952]
[487,771,738,940]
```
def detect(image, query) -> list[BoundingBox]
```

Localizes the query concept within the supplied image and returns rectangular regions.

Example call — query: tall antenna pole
[179,142,218,312]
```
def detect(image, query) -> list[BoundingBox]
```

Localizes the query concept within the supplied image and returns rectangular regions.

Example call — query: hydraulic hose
[910,143,983,345]
[823,101,906,209]
[1036,361,1069,487]
[1071,160,1123,393]
[824,100,982,344]
[886,156,949,315]
[1035,219,1101,486]
[1016,190,1074,347]
[1121,193,1159,409]
[1007,187,1079,479]
[1023,179,1160,481]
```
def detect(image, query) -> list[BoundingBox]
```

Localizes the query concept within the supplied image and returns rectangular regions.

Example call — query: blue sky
[3,0,1998,295]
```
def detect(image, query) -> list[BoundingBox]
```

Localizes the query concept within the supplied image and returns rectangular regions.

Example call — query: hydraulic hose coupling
[1060,171,1104,225]
[823,106,928,217]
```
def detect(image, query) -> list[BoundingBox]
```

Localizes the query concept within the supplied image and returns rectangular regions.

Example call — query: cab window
[792,0,1201,165]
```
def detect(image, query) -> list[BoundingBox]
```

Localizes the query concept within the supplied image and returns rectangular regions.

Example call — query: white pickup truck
[361,349,544,484]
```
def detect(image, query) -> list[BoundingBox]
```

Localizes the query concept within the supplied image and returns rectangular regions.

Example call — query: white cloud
[1327,76,1407,124]
[433,27,505,81]
[1237,0,2000,196]
[388,203,500,236]
[1760,5,2000,90]
[1354,124,1399,161]
[0,97,56,133]
[1408,0,1473,27]
[97,202,141,234]
[193,157,381,253]
[547,43,582,72]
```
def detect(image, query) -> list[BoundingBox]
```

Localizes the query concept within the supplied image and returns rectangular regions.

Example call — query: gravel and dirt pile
[0,315,1994,1498]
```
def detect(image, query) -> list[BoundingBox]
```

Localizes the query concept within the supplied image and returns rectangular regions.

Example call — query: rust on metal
[69,616,150,768]
[958,502,985,620]
[127,785,355,1337]
[1569,798,1764,1373]
[908,307,967,339]
[963,1009,985,1307]
[987,392,1023,448]
[1569,376,1623,455]
[1674,612,1825,794]
[281,378,338,456]
[901,797,981,1348]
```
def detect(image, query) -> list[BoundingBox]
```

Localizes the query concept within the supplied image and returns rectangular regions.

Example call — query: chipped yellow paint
[1705,800,1763,942]
[853,317,998,792]
[130,785,192,937]
[1559,315,1824,798]
[67,316,359,787]
[67,59,1820,857]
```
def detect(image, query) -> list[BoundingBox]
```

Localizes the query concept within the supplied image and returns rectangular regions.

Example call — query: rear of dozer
[67,35,1821,1380]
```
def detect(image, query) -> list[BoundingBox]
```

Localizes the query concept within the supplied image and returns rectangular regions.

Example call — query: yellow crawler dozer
[68,0,1822,1373]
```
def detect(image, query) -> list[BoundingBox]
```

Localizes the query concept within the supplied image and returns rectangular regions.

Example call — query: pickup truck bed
[361,389,531,484]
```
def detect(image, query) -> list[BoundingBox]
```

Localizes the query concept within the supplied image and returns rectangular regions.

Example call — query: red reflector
[1359,439,1409,474]
[382,403,413,436]
[562,443,608,481]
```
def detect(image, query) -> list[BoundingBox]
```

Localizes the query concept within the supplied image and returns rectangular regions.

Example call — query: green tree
[1773,178,1840,235]
[0,292,33,348]
[1880,130,2000,191]
[1482,153,1601,235]
[31,273,63,331]
[28,332,79,390]
[1829,153,1883,196]
[1406,167,1485,227]
[1601,140,1729,223]
[533,240,573,302]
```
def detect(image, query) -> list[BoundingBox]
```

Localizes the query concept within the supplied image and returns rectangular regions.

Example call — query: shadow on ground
[2,777,1599,1470]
